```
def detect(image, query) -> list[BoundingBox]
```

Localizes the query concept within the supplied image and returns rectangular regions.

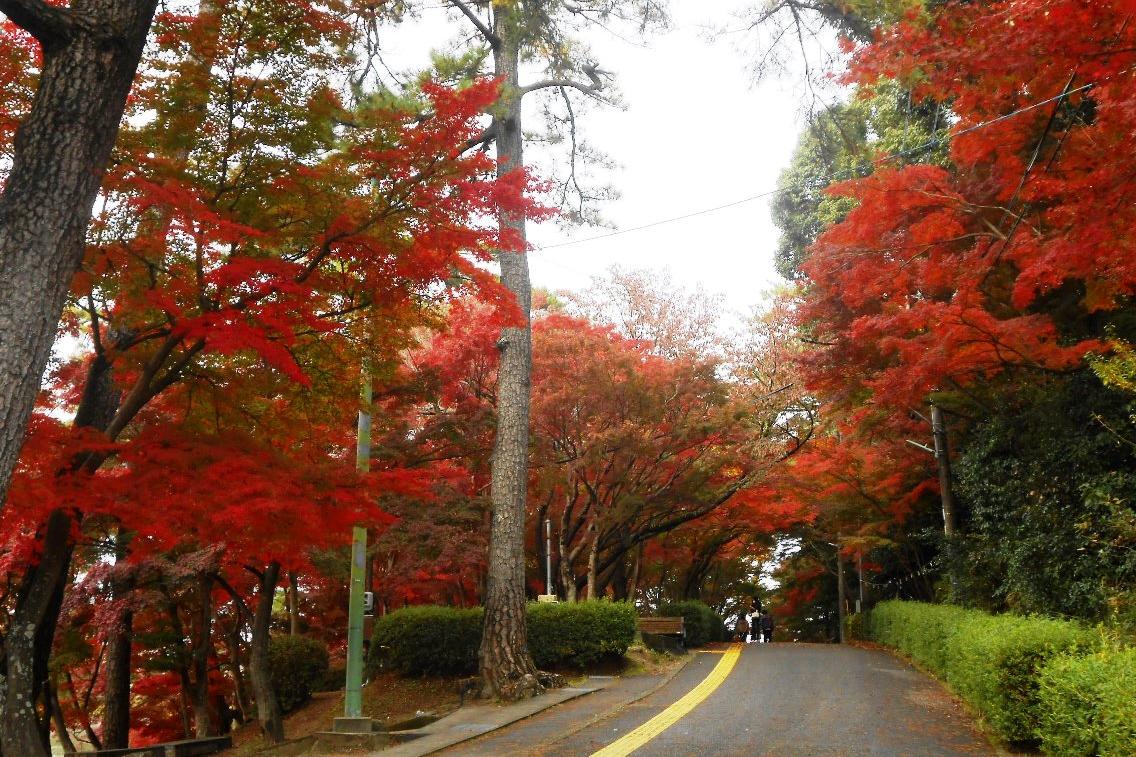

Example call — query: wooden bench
[637,616,685,653]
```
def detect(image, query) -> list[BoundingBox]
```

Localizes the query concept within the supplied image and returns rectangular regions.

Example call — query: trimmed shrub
[369,605,483,677]
[866,600,983,676]
[370,602,638,676]
[866,601,1097,745]
[528,601,636,668]
[1037,647,1136,756]
[268,635,330,714]
[944,612,1095,743]
[657,601,727,647]
[843,612,865,642]
[313,665,344,693]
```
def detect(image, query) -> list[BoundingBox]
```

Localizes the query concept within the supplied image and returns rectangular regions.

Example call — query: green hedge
[1036,647,1136,756]
[370,605,482,677]
[867,601,1097,745]
[369,601,637,676]
[268,635,330,714]
[528,601,637,668]
[657,600,727,647]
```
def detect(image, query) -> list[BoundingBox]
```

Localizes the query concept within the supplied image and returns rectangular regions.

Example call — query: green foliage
[1036,647,1136,756]
[954,373,1136,621]
[370,605,483,677]
[867,600,980,674]
[268,635,330,714]
[369,602,639,676]
[843,612,865,641]
[867,601,1097,744]
[945,613,1095,743]
[1089,334,1136,395]
[771,80,947,280]
[657,600,728,647]
[527,601,637,668]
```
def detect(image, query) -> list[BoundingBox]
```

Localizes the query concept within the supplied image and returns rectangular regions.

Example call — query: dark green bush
[313,665,344,693]
[657,600,727,647]
[1036,647,1136,756]
[528,601,636,668]
[370,602,639,676]
[867,601,1097,744]
[268,635,330,714]
[843,612,865,642]
[369,605,483,677]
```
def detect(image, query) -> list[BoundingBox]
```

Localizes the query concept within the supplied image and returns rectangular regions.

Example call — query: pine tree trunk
[478,8,541,701]
[249,563,283,743]
[0,0,158,508]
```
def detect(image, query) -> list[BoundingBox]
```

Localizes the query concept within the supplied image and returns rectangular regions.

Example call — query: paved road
[450,643,994,756]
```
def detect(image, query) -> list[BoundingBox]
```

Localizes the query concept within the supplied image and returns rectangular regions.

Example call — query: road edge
[521,649,702,754]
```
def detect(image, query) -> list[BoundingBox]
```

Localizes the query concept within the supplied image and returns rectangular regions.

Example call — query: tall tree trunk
[1,509,73,757]
[101,604,134,748]
[609,553,628,601]
[586,523,599,600]
[220,621,251,726]
[0,0,159,508]
[249,563,283,743]
[478,7,541,701]
[287,572,300,636]
[46,678,76,755]
[191,574,215,737]
[558,520,578,603]
[626,542,644,603]
[101,532,134,749]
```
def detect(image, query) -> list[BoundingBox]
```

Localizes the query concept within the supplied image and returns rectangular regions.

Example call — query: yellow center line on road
[589,643,742,757]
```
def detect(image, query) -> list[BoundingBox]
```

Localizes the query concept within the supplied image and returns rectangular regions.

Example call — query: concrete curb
[374,652,699,757]
[531,650,700,751]
[370,680,612,757]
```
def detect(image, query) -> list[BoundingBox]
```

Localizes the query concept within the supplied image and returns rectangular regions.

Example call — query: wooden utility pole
[930,405,957,536]
[836,539,846,644]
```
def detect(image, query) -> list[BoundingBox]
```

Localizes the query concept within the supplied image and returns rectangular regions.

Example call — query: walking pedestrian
[734,613,750,643]
[759,611,774,643]
[749,596,762,643]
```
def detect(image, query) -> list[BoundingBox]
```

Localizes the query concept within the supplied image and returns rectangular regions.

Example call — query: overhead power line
[535,71,1122,252]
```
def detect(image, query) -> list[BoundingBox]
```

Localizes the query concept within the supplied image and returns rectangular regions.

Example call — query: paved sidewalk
[368,654,697,757]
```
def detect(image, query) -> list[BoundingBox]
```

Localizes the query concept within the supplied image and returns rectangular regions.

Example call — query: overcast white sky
[386,1,834,317]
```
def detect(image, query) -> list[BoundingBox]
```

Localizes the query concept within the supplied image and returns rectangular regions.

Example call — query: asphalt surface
[451,643,994,756]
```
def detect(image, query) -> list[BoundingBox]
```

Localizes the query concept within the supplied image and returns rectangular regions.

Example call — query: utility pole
[545,519,553,596]
[836,537,846,644]
[930,405,957,536]
[907,404,962,601]
[336,371,372,733]
[538,518,557,603]
[857,552,864,614]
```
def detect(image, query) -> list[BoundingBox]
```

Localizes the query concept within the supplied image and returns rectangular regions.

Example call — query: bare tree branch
[520,63,612,98]
[446,0,500,48]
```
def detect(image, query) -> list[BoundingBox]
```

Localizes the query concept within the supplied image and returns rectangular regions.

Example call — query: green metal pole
[344,371,372,719]
[345,525,367,718]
